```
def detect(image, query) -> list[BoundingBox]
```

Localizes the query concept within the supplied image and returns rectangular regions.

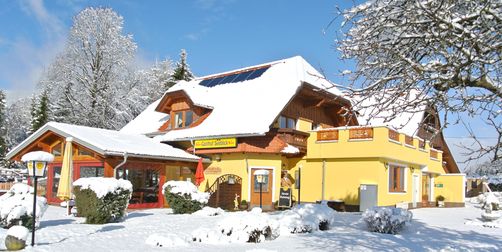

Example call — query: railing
[277,128,309,148]
[313,126,442,162]
[419,139,426,149]
[0,182,45,196]
[405,135,414,146]
[317,130,339,141]
[0,182,14,191]
[388,130,399,142]
[349,128,373,140]
[206,174,242,194]
[430,149,439,159]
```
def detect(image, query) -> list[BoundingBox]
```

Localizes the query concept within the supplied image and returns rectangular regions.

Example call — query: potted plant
[436,195,445,207]
[239,200,248,210]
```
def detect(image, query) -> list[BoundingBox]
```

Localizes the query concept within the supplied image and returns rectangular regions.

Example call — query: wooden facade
[416,109,460,173]
[9,130,198,209]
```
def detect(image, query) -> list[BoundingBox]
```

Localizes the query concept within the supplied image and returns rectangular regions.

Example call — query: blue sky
[0,0,497,170]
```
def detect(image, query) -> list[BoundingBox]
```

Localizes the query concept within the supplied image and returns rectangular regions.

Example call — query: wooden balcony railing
[388,130,399,142]
[405,135,414,146]
[430,149,439,159]
[317,130,339,141]
[419,139,426,149]
[349,128,373,140]
[277,128,309,148]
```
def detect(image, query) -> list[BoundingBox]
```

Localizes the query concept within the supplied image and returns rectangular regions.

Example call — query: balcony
[309,126,443,165]
[277,128,310,150]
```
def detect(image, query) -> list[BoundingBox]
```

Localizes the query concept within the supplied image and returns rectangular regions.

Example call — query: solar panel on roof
[247,68,267,80]
[199,65,270,87]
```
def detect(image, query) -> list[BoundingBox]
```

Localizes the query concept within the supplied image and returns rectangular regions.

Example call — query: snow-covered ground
[0,203,501,252]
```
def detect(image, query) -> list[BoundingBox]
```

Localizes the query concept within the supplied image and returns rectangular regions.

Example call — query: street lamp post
[254,170,269,209]
[21,151,54,247]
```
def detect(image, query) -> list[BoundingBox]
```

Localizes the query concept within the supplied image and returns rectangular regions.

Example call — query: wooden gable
[10,131,102,163]
[417,107,460,174]
[278,83,357,129]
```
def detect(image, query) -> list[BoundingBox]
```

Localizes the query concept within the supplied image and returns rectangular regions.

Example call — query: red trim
[45,160,165,209]
[46,161,104,204]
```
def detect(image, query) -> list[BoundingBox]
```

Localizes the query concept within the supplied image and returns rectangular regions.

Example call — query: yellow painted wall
[193,126,463,210]
[434,174,466,203]
[198,153,283,203]
[285,157,423,207]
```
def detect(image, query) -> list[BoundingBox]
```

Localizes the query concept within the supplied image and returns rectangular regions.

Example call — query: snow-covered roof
[352,89,428,136]
[6,122,200,162]
[120,99,170,135]
[121,56,344,141]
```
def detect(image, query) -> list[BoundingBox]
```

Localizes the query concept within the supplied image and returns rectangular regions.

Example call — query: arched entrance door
[207,174,242,210]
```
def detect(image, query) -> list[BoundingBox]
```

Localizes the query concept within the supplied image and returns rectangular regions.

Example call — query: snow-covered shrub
[73,177,132,224]
[362,207,412,234]
[145,234,188,248]
[278,204,336,234]
[473,192,501,210]
[483,193,501,211]
[192,208,280,243]
[0,183,48,229]
[5,225,29,250]
[163,181,210,214]
[192,206,224,216]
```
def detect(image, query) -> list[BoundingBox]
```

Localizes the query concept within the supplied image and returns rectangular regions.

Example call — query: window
[77,148,93,157]
[185,111,193,127]
[80,166,104,178]
[311,123,321,131]
[471,180,478,189]
[174,112,183,128]
[278,115,296,129]
[51,143,62,157]
[172,110,194,129]
[389,165,405,192]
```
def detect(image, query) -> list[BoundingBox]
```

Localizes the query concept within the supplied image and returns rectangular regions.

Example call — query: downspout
[322,159,326,202]
[114,152,128,178]
[190,139,196,155]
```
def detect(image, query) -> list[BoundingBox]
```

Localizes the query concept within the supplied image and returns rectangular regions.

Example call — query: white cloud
[1,0,67,103]
[19,0,64,37]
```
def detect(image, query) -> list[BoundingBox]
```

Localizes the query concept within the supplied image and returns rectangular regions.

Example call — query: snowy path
[0,204,500,251]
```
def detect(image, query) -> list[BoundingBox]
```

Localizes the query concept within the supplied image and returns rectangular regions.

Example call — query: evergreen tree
[30,90,49,133]
[167,49,194,87]
[0,90,7,162]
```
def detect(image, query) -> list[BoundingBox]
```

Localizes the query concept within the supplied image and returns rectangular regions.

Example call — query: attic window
[51,142,62,157]
[279,115,296,129]
[173,110,194,129]
[199,65,270,87]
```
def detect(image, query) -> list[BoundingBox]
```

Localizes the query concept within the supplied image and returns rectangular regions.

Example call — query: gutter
[161,133,265,142]
[104,151,204,163]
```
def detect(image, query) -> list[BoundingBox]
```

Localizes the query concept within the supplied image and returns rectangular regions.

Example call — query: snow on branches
[337,0,501,162]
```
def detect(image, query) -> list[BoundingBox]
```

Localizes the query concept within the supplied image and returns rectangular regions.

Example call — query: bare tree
[335,0,501,162]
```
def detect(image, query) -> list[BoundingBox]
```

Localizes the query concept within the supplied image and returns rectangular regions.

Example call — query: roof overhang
[6,123,201,163]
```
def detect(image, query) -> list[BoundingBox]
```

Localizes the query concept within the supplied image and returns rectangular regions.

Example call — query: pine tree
[30,90,49,133]
[0,90,7,162]
[167,49,194,87]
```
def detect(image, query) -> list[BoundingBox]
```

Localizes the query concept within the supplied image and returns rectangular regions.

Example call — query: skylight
[199,65,270,87]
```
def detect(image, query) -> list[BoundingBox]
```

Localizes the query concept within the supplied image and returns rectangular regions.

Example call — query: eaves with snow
[6,122,200,162]
[350,89,429,137]
[120,56,345,141]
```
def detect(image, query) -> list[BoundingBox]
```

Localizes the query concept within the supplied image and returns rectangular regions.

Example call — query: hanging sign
[194,138,237,149]
[278,188,292,208]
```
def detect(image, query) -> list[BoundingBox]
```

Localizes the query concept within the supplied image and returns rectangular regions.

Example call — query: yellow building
[122,56,466,211]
